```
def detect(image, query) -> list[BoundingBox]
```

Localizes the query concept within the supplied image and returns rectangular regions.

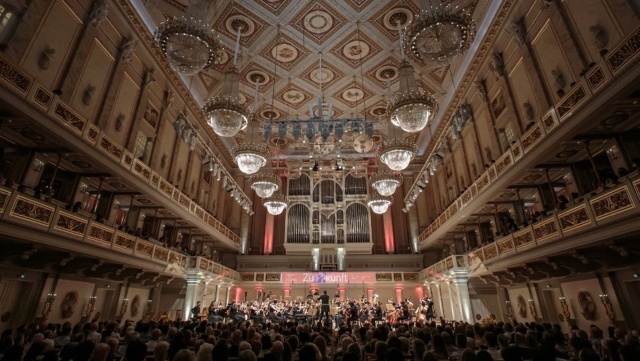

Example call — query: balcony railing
[415,25,640,247]
[421,174,640,279]
[0,54,241,247]
[0,186,239,281]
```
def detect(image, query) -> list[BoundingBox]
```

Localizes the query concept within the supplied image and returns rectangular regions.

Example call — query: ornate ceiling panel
[144,0,493,161]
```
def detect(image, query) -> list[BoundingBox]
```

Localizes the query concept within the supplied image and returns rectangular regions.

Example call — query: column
[283,286,291,300]
[436,284,445,320]
[450,270,472,323]
[255,285,264,301]
[415,286,424,300]
[263,213,274,254]
[225,285,232,305]
[235,287,243,303]
[367,287,374,302]
[214,284,221,304]
[183,277,199,321]
[338,286,346,302]
[395,286,403,305]
[383,211,395,253]
[310,284,319,295]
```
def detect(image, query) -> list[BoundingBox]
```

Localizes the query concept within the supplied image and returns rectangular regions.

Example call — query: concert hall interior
[1,0,640,336]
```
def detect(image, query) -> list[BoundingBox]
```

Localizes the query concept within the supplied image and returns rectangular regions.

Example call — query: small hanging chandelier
[203,26,250,138]
[250,172,281,199]
[388,21,438,133]
[405,2,476,67]
[370,170,403,197]
[263,193,289,215]
[378,132,416,172]
[233,141,270,175]
[154,2,221,75]
[366,190,393,215]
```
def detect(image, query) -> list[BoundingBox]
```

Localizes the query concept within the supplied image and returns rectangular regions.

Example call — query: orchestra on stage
[190,290,437,327]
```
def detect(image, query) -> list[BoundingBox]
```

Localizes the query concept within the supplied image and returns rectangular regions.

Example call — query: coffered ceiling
[139,0,493,160]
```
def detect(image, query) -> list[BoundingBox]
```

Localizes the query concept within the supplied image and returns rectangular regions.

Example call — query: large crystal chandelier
[378,133,416,172]
[388,21,438,133]
[250,172,281,199]
[405,3,476,67]
[263,193,289,215]
[388,64,438,133]
[203,27,250,138]
[366,191,393,215]
[154,1,221,75]
[370,170,403,197]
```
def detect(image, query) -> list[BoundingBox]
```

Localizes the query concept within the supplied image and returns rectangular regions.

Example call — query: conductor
[318,290,330,321]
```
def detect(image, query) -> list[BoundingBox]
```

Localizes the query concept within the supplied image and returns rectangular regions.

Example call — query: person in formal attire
[190,302,201,322]
[397,301,410,323]
[268,300,282,323]
[426,297,435,320]
[318,290,330,322]
[207,302,223,323]
[372,302,384,326]
[349,301,359,323]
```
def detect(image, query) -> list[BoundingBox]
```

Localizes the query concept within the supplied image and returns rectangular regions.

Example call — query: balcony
[414,25,640,249]
[0,54,242,249]
[0,185,239,282]
[421,173,640,281]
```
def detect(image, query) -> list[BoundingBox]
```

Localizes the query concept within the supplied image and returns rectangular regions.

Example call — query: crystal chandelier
[387,22,438,133]
[203,27,250,138]
[370,171,403,197]
[388,63,438,133]
[405,3,476,67]
[154,15,221,75]
[366,191,393,215]
[250,172,281,199]
[233,142,270,175]
[378,136,416,172]
[204,86,250,137]
[263,193,289,215]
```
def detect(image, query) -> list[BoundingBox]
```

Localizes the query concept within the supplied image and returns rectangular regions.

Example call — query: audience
[1,316,639,361]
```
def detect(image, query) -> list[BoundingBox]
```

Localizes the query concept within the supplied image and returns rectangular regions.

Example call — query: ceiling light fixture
[370,170,403,197]
[263,193,289,215]
[203,26,250,137]
[405,2,476,67]
[378,127,416,171]
[154,2,221,75]
[389,20,438,133]
[366,190,393,215]
[250,172,281,199]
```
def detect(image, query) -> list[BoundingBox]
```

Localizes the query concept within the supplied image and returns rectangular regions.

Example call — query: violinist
[208,301,223,323]
[268,300,282,322]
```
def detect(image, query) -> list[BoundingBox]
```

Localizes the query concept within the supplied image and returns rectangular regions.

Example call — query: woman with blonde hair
[196,343,212,361]
[173,349,195,361]
[313,336,331,361]
[90,343,110,361]
[154,341,169,361]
